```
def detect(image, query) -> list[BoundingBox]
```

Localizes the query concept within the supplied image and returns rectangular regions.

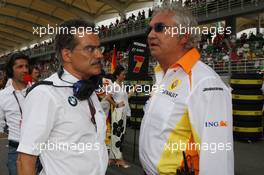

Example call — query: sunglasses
[88,98,97,132]
[145,22,170,35]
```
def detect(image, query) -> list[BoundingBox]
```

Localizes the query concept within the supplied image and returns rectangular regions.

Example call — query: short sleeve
[187,77,234,175]
[17,87,59,156]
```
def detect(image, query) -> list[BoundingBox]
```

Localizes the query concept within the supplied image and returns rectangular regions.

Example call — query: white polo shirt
[111,82,131,117]
[97,78,114,115]
[0,84,26,142]
[17,71,108,175]
[139,48,234,175]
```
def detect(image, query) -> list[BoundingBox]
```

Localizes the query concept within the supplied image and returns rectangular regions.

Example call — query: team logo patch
[205,120,228,128]
[169,78,181,91]
[68,96,78,106]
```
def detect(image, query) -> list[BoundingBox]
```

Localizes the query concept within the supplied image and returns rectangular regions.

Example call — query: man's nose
[94,49,103,59]
[148,28,157,43]
[22,66,29,73]
[148,29,155,39]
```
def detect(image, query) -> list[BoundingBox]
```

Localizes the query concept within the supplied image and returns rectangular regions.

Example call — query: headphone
[26,66,102,101]
[6,52,29,78]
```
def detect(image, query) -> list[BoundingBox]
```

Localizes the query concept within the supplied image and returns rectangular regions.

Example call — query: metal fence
[204,58,264,75]
[99,19,149,39]
[28,43,264,76]
[30,44,55,58]
[147,58,264,77]
[190,0,261,17]
[99,0,263,40]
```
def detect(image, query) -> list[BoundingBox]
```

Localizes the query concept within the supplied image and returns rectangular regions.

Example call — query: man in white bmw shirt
[16,19,108,175]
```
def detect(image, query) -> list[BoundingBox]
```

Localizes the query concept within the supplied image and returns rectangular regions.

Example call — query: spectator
[0,52,30,175]
[109,66,134,168]
[29,66,40,83]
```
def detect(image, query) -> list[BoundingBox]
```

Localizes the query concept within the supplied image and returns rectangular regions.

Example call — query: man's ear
[180,33,190,45]
[61,48,72,63]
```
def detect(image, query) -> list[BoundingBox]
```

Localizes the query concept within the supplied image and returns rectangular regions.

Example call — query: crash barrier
[231,73,263,140]
[127,78,153,129]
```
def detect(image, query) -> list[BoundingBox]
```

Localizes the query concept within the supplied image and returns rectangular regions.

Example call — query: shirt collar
[154,48,200,75]
[170,48,200,74]
[60,69,79,84]
[4,82,27,94]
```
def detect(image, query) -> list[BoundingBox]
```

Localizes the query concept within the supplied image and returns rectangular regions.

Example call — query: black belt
[9,140,19,148]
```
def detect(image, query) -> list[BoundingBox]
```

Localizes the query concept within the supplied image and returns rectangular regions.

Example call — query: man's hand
[17,152,37,175]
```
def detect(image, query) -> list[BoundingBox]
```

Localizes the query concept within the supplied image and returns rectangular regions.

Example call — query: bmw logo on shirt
[68,96,78,106]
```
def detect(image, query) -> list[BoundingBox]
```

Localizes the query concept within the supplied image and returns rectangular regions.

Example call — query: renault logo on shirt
[169,78,181,91]
[162,89,178,98]
[205,121,228,127]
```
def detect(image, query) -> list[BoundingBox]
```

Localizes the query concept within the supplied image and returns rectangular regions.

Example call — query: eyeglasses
[145,22,170,35]
[75,45,105,54]
[88,98,97,132]
[84,45,105,54]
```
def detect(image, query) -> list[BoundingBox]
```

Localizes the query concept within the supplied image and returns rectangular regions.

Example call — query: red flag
[111,46,117,73]
[23,74,32,86]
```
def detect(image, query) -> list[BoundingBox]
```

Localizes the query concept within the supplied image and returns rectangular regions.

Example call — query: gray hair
[152,1,201,49]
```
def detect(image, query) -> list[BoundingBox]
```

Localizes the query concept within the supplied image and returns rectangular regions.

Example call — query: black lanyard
[88,98,97,132]
[12,91,24,115]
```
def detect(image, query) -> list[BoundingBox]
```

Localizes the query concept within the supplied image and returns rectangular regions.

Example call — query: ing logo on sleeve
[205,120,228,128]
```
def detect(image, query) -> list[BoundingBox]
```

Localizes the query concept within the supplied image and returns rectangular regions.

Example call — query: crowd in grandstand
[0,1,264,77]
[0,30,264,81]
[0,1,263,175]
[199,31,264,72]
[99,9,149,32]
[98,9,152,37]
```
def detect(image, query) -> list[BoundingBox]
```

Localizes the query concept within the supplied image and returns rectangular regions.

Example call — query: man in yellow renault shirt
[139,1,234,175]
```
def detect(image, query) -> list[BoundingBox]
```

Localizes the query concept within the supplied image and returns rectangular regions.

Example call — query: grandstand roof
[0,0,153,55]
[0,0,263,56]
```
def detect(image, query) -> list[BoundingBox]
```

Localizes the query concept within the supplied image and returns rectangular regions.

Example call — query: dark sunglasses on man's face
[145,22,170,35]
